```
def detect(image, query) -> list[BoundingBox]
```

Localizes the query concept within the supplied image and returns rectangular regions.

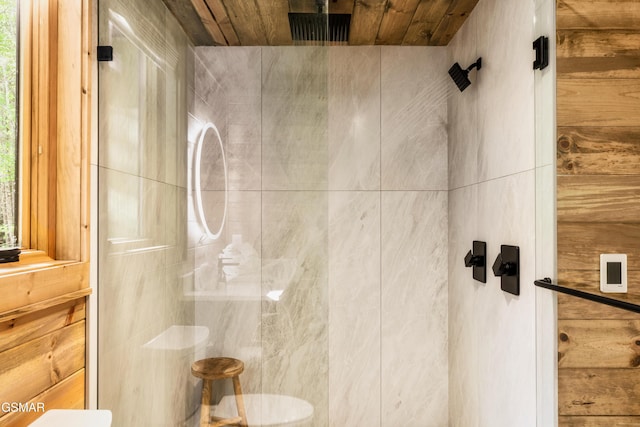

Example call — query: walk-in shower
[95,0,553,425]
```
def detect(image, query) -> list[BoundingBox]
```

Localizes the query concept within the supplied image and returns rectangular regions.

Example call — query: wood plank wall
[556,0,640,425]
[0,0,92,424]
[0,301,86,426]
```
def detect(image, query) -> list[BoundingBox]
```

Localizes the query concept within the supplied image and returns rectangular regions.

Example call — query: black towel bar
[534,278,640,314]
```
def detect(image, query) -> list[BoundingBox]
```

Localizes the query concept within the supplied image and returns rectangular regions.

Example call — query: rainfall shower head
[448,58,482,92]
[288,13,351,45]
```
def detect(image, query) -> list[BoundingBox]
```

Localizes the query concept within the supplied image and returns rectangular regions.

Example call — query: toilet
[211,394,313,427]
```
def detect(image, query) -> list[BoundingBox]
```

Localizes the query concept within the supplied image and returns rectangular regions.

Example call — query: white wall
[447,0,538,426]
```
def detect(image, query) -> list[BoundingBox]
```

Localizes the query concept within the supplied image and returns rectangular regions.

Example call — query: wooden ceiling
[161,0,480,46]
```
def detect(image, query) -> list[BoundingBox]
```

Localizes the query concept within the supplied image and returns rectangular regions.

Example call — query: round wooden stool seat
[191,357,244,380]
[191,357,248,427]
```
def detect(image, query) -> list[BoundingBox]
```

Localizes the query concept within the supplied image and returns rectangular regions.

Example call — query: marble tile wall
[97,0,194,425]
[447,0,538,426]
[193,45,449,427]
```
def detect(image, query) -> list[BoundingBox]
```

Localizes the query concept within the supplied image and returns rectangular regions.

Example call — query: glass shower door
[97,0,193,425]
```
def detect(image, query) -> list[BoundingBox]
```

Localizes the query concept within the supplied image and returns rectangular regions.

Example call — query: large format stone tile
[328,191,381,426]
[381,47,449,191]
[448,11,480,190]
[261,191,329,426]
[476,171,536,427]
[381,191,448,426]
[448,184,480,427]
[476,0,535,181]
[328,47,381,191]
[262,47,329,191]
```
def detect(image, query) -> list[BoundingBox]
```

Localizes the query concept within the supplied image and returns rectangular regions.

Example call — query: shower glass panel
[98,1,450,425]
[190,43,450,425]
[189,44,331,426]
[534,0,557,424]
[97,0,193,425]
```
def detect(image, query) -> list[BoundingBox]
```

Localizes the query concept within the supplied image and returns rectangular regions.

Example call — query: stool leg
[200,379,212,427]
[232,376,248,427]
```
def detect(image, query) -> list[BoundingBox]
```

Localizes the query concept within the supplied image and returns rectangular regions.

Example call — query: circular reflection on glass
[194,122,227,240]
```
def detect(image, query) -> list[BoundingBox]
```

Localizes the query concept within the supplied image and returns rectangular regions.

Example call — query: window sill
[0,252,89,314]
[0,250,74,276]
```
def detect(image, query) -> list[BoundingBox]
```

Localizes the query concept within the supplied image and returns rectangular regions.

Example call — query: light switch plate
[600,254,627,293]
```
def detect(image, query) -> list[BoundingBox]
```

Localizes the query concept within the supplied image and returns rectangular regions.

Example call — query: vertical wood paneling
[557,0,640,424]
[56,0,82,260]
[46,0,59,257]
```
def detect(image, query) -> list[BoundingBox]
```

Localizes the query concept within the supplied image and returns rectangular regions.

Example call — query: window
[0,0,92,269]
[0,0,18,249]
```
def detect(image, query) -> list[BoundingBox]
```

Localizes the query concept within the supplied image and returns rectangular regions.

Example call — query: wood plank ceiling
[161,0,479,46]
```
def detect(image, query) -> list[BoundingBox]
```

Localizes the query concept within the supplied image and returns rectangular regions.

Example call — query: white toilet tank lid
[28,409,112,427]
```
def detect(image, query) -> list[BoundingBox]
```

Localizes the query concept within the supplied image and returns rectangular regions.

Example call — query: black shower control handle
[464,250,483,268]
[492,253,517,276]
[464,241,487,283]
[492,245,520,296]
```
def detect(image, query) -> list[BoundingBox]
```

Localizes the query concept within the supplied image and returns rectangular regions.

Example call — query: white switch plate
[600,254,627,293]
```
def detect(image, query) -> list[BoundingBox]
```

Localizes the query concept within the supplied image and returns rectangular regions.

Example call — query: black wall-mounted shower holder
[492,245,520,296]
[533,36,549,70]
[97,46,113,62]
[464,241,486,283]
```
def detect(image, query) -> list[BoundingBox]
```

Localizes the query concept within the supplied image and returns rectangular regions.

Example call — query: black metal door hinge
[97,46,113,62]
[533,36,549,70]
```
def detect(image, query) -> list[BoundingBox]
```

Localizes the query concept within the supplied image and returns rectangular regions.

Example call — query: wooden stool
[191,357,248,427]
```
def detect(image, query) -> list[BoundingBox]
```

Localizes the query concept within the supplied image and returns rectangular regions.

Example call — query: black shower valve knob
[492,253,517,277]
[464,241,486,283]
[493,245,520,296]
[464,250,484,268]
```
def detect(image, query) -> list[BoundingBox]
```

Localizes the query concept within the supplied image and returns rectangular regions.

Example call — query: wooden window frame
[0,0,92,303]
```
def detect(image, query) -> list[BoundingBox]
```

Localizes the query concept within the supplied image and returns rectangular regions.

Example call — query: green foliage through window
[0,0,18,248]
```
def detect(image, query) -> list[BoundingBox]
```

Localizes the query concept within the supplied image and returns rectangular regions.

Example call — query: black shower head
[448,57,482,92]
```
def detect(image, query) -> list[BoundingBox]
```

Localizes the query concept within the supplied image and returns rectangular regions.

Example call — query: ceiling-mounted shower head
[448,57,482,92]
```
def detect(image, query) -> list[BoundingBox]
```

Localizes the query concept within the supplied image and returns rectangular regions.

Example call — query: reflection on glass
[194,122,227,240]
